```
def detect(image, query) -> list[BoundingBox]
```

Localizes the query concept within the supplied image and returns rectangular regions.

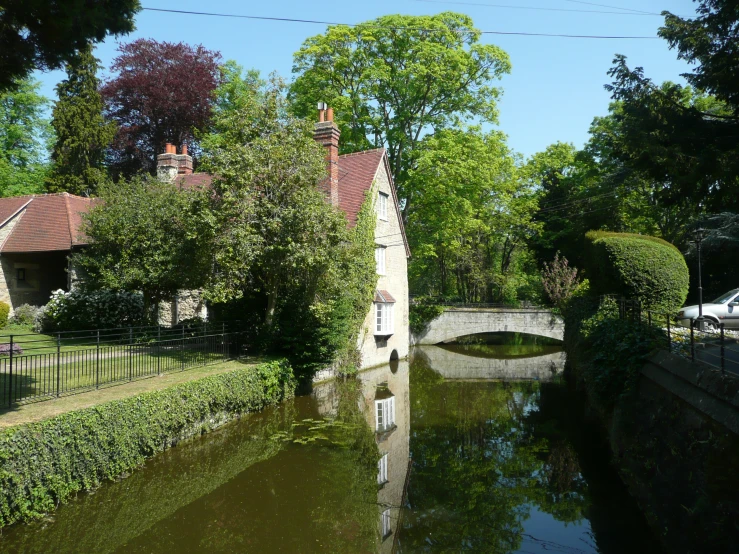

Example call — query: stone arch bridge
[413,307,564,345]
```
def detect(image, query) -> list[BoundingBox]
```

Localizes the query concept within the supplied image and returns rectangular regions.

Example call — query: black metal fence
[0,322,243,408]
[604,296,739,377]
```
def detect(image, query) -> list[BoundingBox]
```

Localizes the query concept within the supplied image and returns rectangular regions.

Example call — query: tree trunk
[265,284,278,327]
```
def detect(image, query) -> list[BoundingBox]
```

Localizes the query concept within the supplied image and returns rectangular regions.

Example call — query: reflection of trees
[401,357,590,552]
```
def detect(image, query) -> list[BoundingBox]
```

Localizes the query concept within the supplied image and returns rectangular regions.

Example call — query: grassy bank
[0,359,295,528]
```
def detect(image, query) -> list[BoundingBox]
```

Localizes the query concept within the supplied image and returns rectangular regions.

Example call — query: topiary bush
[584,231,689,313]
[0,301,9,328]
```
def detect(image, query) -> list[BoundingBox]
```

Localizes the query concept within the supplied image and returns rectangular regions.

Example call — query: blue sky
[34,0,699,159]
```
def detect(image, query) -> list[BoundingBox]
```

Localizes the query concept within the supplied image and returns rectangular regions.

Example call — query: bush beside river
[0,360,295,528]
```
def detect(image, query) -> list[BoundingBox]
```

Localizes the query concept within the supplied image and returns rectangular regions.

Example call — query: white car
[678,288,739,330]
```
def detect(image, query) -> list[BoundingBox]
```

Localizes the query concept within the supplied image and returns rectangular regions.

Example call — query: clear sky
[34,0,699,159]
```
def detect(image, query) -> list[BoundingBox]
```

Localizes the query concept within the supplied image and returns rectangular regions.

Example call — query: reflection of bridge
[416,345,565,381]
[413,307,564,344]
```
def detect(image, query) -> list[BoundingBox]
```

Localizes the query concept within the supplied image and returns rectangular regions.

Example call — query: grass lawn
[0,356,269,429]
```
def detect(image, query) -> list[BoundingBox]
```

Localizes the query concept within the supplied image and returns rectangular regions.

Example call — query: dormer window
[375,246,386,275]
[377,192,388,221]
[375,290,395,336]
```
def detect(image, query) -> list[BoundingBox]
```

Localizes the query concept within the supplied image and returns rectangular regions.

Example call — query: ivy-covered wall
[0,360,295,529]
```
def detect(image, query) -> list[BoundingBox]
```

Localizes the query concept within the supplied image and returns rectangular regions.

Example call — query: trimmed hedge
[584,231,689,312]
[0,301,9,328]
[0,360,295,528]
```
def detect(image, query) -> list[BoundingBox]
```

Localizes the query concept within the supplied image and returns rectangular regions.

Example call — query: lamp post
[694,228,706,331]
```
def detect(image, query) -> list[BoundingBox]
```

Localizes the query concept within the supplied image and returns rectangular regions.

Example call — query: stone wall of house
[357,164,410,370]
[158,289,208,326]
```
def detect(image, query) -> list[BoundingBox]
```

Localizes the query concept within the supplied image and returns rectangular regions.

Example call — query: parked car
[677,288,739,330]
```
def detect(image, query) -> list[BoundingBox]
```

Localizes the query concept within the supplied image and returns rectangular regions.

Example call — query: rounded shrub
[0,301,9,328]
[584,231,689,313]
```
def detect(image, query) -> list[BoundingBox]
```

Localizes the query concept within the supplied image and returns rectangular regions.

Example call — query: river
[0,334,662,553]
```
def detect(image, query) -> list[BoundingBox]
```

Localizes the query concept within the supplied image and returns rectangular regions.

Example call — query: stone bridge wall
[413,308,564,345]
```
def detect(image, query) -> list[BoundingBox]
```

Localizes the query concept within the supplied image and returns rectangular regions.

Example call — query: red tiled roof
[0,193,95,253]
[338,148,410,257]
[175,173,213,190]
[374,290,396,303]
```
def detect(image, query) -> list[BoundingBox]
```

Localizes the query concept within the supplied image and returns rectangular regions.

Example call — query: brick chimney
[156,143,192,183]
[313,104,340,206]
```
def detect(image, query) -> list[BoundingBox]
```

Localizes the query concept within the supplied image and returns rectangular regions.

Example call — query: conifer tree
[47,46,116,196]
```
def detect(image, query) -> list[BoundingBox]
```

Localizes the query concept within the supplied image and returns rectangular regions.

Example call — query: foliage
[102,39,222,178]
[290,12,511,219]
[0,301,8,328]
[0,359,295,528]
[9,304,40,327]
[201,73,376,377]
[604,0,739,212]
[38,289,145,332]
[407,127,539,303]
[584,231,689,313]
[409,302,445,336]
[0,0,139,92]
[73,177,212,315]
[0,78,51,196]
[46,45,116,195]
[541,252,581,309]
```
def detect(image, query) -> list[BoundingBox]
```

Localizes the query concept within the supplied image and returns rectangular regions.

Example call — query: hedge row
[584,231,689,313]
[0,360,295,528]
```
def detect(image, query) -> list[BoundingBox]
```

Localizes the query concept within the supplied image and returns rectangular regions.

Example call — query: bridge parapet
[412,307,564,345]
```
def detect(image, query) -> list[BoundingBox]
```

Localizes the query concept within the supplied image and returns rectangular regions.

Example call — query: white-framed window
[381,508,392,538]
[377,453,389,485]
[377,192,388,221]
[375,302,394,335]
[375,396,395,431]
[375,246,386,275]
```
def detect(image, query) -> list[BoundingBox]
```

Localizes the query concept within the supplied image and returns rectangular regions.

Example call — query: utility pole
[694,228,706,331]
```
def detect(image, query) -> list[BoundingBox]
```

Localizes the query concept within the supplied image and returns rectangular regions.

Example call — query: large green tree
[290,12,511,221]
[605,0,739,210]
[74,177,212,316]
[407,127,539,303]
[0,0,140,92]
[0,78,51,196]
[46,45,116,196]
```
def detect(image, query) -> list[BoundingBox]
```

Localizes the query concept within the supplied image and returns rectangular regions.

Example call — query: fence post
[8,335,13,406]
[157,324,161,376]
[648,311,652,326]
[181,324,185,371]
[690,319,695,362]
[56,333,61,397]
[720,323,725,375]
[222,322,226,361]
[96,330,100,389]
[128,326,133,381]
[666,315,671,349]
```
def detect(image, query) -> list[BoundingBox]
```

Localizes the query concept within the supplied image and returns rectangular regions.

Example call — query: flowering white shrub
[39,289,146,331]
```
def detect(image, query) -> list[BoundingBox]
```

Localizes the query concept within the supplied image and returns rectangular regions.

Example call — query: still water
[1,335,662,553]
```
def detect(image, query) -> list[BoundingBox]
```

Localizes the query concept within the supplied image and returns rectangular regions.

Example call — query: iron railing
[603,296,739,377]
[0,322,244,408]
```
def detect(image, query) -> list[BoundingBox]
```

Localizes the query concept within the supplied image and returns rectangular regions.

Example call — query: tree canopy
[0,78,50,196]
[0,0,140,91]
[102,39,222,179]
[290,12,511,221]
[47,45,116,196]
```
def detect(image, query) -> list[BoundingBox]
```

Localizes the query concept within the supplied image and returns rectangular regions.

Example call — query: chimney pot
[181,144,188,156]
[326,107,334,122]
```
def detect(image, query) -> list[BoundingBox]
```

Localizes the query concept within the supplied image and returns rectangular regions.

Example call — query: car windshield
[711,289,739,304]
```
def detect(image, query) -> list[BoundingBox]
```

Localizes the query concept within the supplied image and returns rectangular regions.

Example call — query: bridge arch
[413,308,564,345]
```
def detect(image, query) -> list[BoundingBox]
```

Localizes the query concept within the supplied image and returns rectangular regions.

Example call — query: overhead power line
[559,0,661,16]
[414,0,658,16]
[141,7,659,40]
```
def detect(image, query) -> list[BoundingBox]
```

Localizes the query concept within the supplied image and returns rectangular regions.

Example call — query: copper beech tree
[101,39,221,179]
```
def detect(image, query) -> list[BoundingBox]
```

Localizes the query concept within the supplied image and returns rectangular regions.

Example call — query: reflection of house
[0,193,95,313]
[313,360,411,551]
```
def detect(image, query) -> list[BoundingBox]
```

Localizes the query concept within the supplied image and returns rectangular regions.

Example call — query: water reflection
[0,348,661,554]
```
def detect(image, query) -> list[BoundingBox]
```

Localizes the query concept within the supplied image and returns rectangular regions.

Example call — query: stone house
[157,108,411,369]
[0,193,95,314]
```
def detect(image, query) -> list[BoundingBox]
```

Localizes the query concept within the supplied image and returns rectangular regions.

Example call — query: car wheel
[702,319,719,333]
